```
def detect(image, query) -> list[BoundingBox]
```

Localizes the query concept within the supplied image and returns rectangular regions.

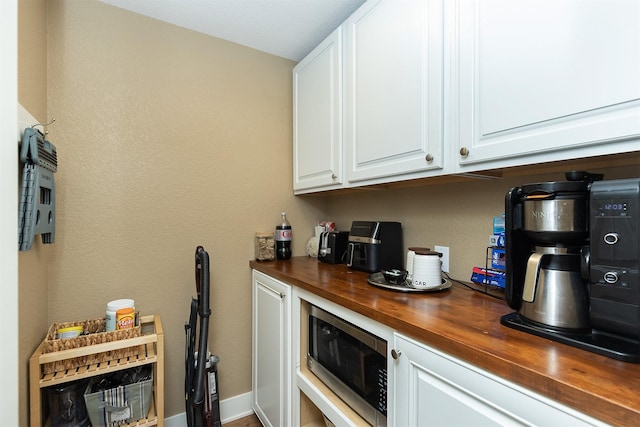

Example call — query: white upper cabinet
[293,0,639,193]
[293,28,343,193]
[346,0,445,184]
[454,0,640,171]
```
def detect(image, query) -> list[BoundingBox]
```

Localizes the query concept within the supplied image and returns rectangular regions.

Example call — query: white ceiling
[98,0,366,62]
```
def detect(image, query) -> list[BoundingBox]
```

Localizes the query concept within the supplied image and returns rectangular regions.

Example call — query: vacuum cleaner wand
[193,246,211,406]
[185,246,220,427]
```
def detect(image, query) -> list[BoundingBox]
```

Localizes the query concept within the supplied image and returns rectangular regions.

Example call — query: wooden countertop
[250,257,640,427]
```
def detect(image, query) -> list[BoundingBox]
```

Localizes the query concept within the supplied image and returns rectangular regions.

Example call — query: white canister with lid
[106,299,135,331]
[406,247,431,280]
[411,250,442,289]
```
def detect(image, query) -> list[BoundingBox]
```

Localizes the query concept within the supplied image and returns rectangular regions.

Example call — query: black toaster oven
[318,231,349,264]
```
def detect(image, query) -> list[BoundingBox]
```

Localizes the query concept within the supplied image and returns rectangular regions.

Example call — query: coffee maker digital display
[501,172,640,363]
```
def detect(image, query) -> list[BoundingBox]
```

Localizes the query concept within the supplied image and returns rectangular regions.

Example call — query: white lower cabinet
[251,270,606,427]
[392,333,606,427]
[252,270,291,427]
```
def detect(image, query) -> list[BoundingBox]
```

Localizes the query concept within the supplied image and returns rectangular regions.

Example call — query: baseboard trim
[165,391,253,427]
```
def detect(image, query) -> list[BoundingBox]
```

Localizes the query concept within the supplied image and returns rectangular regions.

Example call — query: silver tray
[367,272,451,293]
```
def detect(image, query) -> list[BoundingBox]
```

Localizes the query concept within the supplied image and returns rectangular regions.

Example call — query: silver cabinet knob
[425,154,434,162]
[459,147,470,157]
[391,349,402,360]
[331,174,337,180]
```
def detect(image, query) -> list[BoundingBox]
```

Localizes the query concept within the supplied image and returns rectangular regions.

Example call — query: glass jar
[255,232,275,261]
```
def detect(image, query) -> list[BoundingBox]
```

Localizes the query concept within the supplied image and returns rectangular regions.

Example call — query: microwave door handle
[329,339,341,367]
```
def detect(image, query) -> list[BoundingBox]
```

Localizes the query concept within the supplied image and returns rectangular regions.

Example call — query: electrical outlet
[435,245,449,273]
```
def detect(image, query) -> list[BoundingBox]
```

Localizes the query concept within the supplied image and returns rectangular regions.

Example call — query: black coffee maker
[501,172,640,362]
[586,178,640,347]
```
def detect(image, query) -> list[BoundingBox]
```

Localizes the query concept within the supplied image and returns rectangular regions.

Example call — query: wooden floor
[223,413,262,427]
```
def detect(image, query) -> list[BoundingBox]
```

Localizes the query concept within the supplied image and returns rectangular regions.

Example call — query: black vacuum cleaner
[185,246,222,427]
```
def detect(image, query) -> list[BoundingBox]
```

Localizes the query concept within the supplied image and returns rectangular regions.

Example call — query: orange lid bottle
[116,307,135,330]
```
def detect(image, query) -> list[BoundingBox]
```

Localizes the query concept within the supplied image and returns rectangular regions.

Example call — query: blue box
[471,267,506,288]
[491,248,505,270]
[493,215,505,234]
[489,234,505,247]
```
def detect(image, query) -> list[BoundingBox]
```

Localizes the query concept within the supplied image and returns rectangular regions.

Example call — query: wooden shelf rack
[29,314,164,427]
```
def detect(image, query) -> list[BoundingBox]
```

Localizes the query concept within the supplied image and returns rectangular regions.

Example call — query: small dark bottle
[275,211,292,260]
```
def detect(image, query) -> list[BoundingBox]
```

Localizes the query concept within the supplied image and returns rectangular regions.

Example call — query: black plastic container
[47,379,90,427]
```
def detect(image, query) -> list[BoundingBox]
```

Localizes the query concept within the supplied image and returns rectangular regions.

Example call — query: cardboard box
[471,267,506,288]
[489,234,505,247]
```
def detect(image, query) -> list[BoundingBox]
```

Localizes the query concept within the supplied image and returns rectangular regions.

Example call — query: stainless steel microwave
[307,304,387,427]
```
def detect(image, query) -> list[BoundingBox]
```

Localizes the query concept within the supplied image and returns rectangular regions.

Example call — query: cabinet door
[252,271,291,427]
[393,334,520,426]
[392,333,605,426]
[456,0,640,170]
[345,0,445,184]
[293,27,343,193]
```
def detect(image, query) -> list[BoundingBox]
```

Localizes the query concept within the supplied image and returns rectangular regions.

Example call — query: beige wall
[46,0,326,419]
[18,0,49,425]
[18,0,47,120]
